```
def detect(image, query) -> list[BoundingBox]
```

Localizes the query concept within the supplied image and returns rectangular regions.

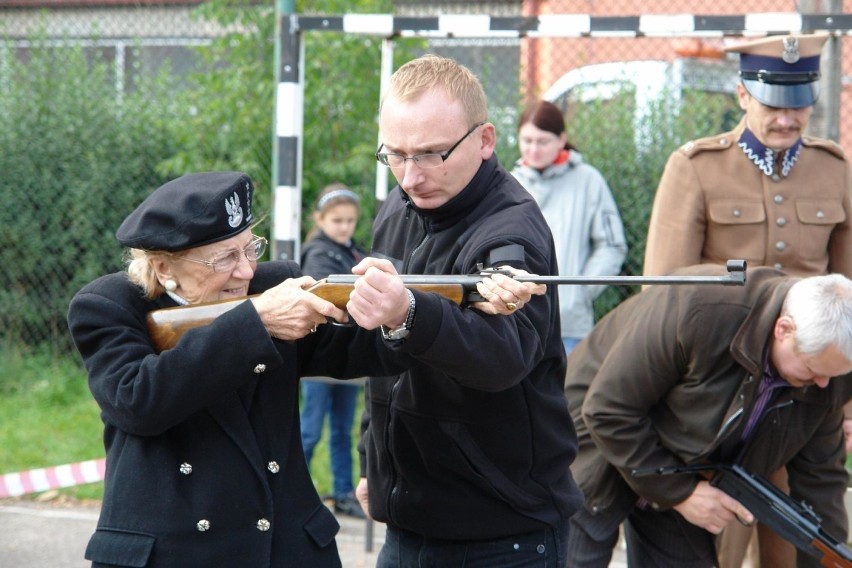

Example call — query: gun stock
[146,260,747,352]
[633,464,852,567]
[146,280,466,353]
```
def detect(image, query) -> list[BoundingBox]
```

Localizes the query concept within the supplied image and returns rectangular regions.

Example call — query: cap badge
[225,192,244,228]
[782,37,800,64]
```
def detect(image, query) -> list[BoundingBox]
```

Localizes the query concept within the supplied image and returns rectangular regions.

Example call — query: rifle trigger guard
[327,315,354,327]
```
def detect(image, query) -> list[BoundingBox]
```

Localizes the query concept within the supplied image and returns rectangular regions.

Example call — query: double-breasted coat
[644,117,852,278]
[67,261,404,567]
[564,266,850,564]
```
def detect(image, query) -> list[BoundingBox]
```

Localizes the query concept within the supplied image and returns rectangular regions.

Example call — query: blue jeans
[300,380,360,497]
[562,337,581,356]
[377,520,569,567]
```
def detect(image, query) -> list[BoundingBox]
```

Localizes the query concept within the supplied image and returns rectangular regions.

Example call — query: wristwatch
[381,289,416,341]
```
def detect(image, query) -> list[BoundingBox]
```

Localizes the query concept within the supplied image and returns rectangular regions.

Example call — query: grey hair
[781,273,852,360]
[125,248,167,300]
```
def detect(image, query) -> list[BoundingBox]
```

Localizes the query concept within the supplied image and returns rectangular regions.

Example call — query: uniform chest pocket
[795,199,845,225]
[796,199,846,259]
[706,200,766,262]
[707,200,765,225]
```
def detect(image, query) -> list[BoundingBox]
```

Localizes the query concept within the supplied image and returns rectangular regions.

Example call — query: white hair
[782,273,852,360]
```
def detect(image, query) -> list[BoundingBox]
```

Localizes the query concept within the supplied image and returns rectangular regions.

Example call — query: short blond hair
[126,248,167,300]
[382,54,488,125]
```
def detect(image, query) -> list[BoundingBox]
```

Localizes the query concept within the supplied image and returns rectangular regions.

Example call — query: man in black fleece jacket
[344,54,582,567]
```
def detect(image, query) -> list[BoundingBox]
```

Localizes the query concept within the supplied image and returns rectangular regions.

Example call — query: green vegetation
[564,85,741,318]
[0,348,104,500]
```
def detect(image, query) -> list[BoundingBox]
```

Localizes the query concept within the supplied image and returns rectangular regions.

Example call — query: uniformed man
[642,33,852,568]
[644,33,852,279]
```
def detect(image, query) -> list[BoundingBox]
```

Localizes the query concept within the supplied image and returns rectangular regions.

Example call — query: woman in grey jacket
[512,100,627,353]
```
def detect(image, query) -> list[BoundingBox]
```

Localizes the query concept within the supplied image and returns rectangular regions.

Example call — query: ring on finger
[506,302,518,311]
[310,324,318,333]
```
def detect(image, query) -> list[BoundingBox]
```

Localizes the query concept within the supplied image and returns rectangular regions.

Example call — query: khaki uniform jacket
[644,118,852,278]
[564,266,849,556]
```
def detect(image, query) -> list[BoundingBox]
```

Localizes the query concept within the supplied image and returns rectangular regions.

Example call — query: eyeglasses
[174,236,267,273]
[376,121,485,169]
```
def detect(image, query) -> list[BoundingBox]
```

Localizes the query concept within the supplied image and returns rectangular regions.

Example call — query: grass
[0,347,104,500]
[0,346,361,502]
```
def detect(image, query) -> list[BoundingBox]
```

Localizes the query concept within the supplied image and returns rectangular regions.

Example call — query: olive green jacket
[565,266,849,551]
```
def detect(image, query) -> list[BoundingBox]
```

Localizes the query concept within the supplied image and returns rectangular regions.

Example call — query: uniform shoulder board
[677,133,735,158]
[801,136,847,161]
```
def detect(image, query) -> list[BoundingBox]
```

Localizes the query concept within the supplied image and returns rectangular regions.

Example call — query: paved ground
[0,495,629,567]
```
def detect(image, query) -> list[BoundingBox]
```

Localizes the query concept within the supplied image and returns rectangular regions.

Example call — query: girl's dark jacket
[300,231,365,279]
[67,261,405,568]
[360,154,584,539]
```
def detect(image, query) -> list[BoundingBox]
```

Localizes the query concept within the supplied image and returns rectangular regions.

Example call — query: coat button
[775,241,787,251]
[197,519,211,532]
[776,217,786,227]
[774,263,783,270]
[732,209,741,217]
[774,195,784,204]
[256,518,271,532]
[719,139,729,146]
[771,173,781,182]
[267,461,280,474]
[816,210,825,219]
[253,363,267,374]
[180,462,193,475]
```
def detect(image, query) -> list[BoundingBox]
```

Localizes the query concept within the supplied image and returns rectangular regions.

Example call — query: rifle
[632,463,852,568]
[146,259,747,352]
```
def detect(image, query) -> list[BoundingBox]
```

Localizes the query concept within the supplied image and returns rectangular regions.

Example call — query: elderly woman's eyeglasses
[174,236,268,273]
[375,122,485,169]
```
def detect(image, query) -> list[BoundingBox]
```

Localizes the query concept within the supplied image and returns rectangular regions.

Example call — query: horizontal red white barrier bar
[0,458,106,498]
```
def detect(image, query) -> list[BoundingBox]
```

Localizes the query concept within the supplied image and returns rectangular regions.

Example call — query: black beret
[116,171,254,252]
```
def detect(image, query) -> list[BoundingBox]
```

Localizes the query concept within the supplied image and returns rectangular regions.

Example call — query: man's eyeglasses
[174,236,267,273]
[376,121,485,169]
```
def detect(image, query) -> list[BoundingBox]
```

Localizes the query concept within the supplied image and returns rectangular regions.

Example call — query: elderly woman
[67,171,538,568]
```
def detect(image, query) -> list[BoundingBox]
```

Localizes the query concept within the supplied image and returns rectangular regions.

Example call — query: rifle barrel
[325,259,747,287]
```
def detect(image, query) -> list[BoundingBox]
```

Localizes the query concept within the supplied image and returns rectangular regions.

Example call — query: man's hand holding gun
[634,463,852,567]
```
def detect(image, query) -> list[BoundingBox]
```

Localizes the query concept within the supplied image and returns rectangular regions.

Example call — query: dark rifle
[633,463,852,568]
[146,259,747,352]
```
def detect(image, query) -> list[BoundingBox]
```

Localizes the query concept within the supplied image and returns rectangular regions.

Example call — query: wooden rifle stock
[146,260,747,353]
[146,279,466,353]
[633,463,852,567]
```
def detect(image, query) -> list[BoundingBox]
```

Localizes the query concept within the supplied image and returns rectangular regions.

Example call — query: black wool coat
[68,261,402,568]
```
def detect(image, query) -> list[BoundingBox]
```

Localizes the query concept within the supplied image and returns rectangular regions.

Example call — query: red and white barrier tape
[0,458,106,498]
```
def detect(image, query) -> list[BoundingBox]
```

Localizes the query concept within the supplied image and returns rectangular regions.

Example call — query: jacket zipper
[387,211,430,524]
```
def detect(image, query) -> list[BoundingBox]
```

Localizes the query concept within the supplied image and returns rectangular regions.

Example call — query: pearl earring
[164,279,177,292]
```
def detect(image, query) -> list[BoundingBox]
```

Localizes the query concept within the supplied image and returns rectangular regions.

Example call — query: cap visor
[742,79,819,108]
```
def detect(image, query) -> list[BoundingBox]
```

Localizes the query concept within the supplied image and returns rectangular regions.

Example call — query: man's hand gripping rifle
[633,463,852,568]
[146,260,747,353]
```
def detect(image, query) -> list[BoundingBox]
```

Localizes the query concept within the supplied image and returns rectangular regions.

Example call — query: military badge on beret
[116,171,255,252]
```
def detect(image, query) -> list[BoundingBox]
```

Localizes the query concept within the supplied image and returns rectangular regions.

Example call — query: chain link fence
[2,0,851,357]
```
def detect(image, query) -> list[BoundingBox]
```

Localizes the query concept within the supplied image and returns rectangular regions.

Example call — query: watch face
[386,328,410,340]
